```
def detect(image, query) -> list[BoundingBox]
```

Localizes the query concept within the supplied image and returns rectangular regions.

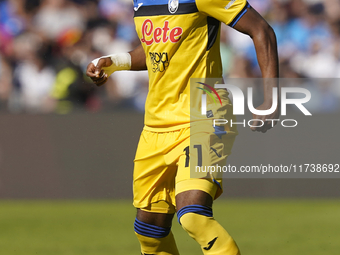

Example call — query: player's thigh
[136,209,175,228]
[175,127,236,206]
[175,189,213,211]
[133,129,185,214]
[175,131,220,196]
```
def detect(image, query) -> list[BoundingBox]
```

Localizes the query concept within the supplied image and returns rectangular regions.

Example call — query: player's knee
[134,218,171,240]
[134,218,180,255]
[177,205,213,235]
[177,205,240,255]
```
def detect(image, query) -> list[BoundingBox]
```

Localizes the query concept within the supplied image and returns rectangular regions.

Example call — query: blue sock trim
[177,205,213,224]
[134,218,171,238]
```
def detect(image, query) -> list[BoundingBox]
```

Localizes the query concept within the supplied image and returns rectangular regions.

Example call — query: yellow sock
[134,218,179,255]
[178,205,240,255]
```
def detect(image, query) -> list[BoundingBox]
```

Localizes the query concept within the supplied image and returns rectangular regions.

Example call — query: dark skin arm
[86,44,147,86]
[233,7,280,133]
[130,44,148,70]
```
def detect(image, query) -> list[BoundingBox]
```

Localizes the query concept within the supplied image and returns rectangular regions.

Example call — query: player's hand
[250,102,280,133]
[86,57,113,86]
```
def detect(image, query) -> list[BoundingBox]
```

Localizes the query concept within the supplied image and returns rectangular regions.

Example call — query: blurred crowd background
[0,0,339,114]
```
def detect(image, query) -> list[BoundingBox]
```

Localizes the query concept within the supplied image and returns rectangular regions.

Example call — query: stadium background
[0,0,339,254]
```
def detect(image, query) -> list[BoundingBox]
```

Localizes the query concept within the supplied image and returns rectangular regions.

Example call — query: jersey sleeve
[196,0,250,27]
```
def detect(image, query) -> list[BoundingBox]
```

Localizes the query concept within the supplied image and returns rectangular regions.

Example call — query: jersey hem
[144,123,191,132]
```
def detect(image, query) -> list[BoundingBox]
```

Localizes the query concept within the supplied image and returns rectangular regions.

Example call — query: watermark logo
[196,83,312,128]
[196,82,223,117]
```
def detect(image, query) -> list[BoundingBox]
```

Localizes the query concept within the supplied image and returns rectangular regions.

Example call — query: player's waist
[143,119,222,133]
[144,123,191,132]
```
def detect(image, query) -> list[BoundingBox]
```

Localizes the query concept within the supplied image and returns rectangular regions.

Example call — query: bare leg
[136,209,174,228]
[176,190,213,211]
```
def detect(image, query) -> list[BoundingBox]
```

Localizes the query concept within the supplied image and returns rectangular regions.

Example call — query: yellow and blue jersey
[133,0,250,130]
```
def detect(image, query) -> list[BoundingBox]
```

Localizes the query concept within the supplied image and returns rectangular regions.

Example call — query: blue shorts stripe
[213,179,222,190]
[214,125,227,139]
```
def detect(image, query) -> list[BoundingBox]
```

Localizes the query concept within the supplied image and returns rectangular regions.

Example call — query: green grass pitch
[0,199,339,255]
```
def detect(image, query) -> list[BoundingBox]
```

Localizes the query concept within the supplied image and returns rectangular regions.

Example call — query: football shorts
[133,90,237,214]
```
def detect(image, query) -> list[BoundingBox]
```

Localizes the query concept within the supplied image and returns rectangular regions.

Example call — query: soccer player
[86,0,279,254]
